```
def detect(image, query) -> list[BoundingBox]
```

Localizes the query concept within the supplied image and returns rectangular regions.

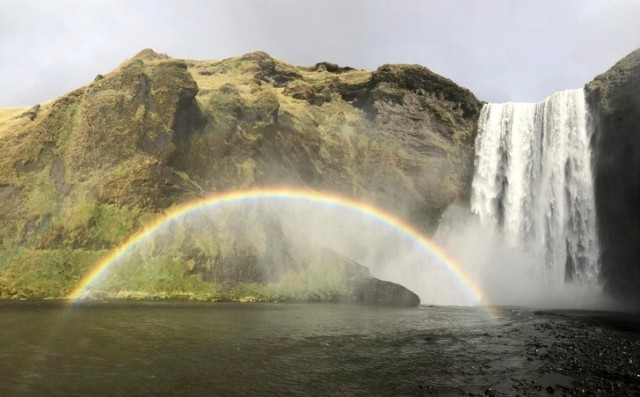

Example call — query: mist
[87,197,613,309]
[434,205,614,310]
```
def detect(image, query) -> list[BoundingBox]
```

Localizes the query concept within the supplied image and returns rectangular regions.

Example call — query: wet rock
[585,48,640,310]
[354,277,420,307]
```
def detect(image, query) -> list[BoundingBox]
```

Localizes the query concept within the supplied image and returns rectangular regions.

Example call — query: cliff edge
[585,48,640,311]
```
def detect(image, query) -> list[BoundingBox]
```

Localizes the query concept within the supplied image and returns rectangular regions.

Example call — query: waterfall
[470,89,600,286]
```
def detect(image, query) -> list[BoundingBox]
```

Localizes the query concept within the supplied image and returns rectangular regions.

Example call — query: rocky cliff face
[0,49,479,301]
[585,49,640,311]
[172,51,480,225]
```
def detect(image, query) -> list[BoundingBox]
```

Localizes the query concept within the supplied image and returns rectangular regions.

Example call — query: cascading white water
[470,89,600,286]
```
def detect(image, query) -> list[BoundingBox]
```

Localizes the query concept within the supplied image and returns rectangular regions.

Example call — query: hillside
[0,49,480,301]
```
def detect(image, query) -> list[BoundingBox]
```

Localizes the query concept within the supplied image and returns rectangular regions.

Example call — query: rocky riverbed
[468,310,640,396]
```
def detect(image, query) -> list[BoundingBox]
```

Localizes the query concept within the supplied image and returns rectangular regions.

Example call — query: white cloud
[0,0,638,106]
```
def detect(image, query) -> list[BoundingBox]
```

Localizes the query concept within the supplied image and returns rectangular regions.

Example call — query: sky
[1,0,639,107]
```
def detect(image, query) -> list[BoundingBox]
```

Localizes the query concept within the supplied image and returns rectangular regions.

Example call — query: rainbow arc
[68,188,489,311]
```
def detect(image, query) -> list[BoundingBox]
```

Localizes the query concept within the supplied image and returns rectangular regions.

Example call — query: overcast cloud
[1,0,638,107]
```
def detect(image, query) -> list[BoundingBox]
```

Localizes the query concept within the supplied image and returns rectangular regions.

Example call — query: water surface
[0,301,608,396]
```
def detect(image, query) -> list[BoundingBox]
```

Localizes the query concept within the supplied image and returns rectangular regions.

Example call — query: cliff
[585,48,640,311]
[0,49,480,302]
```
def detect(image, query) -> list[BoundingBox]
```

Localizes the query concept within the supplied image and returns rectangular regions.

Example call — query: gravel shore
[485,310,640,396]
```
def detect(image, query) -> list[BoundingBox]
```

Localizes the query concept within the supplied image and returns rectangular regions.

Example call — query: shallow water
[0,301,636,396]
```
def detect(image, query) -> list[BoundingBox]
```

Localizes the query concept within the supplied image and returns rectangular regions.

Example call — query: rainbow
[67,187,488,307]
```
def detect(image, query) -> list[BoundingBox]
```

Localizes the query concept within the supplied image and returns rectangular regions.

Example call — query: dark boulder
[355,277,420,307]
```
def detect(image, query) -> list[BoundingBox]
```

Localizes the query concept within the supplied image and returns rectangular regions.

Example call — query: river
[1,301,638,396]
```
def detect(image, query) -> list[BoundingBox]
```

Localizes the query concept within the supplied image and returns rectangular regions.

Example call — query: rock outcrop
[585,48,640,311]
[355,278,421,307]
[0,49,480,301]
